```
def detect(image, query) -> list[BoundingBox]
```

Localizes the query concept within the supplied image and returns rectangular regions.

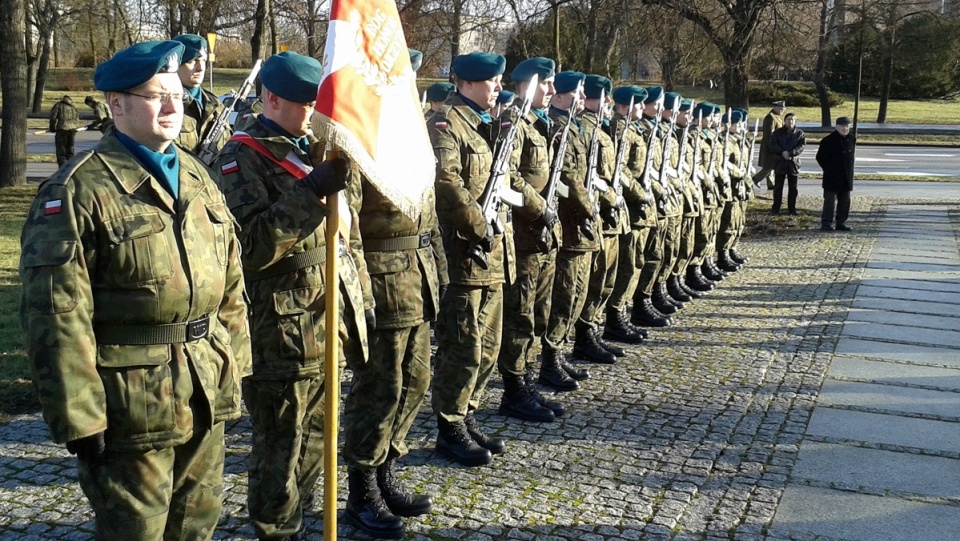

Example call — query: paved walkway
[0,193,958,540]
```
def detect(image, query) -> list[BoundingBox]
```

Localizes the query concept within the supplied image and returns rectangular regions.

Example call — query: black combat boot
[708,258,729,279]
[729,247,749,264]
[686,265,715,292]
[631,297,672,327]
[702,259,724,281]
[593,326,625,357]
[464,409,506,454]
[667,275,693,303]
[376,459,433,517]
[572,325,616,364]
[524,370,565,418]
[717,250,741,272]
[678,275,703,299]
[557,349,591,381]
[435,417,493,467]
[498,374,555,422]
[345,468,405,539]
[538,347,580,391]
[603,307,645,344]
[652,283,680,315]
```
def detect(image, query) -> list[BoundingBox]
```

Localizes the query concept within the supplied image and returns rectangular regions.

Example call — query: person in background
[49,95,83,165]
[816,116,856,232]
[768,112,805,216]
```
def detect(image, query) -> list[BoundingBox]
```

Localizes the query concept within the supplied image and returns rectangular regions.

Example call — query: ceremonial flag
[313,0,435,221]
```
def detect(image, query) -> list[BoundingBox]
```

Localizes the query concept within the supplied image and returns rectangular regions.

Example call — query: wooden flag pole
[323,188,342,539]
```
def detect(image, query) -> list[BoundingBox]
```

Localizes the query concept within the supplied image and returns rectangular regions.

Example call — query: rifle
[33,126,90,135]
[690,110,704,213]
[639,108,663,215]
[467,74,539,269]
[657,101,682,213]
[746,117,760,179]
[421,90,427,113]
[581,89,607,235]
[536,82,582,252]
[197,59,262,165]
[719,109,732,199]
[610,96,634,212]
[675,101,697,214]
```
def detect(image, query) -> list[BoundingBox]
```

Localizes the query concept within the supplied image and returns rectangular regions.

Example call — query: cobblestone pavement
[0,194,947,540]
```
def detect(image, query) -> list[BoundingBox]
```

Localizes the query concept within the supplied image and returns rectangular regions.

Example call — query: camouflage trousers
[343,322,432,468]
[656,215,683,284]
[717,200,742,252]
[498,249,557,378]
[542,250,592,351]
[244,376,327,540]
[691,207,722,265]
[432,283,503,422]
[636,220,667,300]
[608,227,652,312]
[576,233,619,330]
[735,199,750,244]
[55,130,76,166]
[77,416,225,541]
[672,216,698,276]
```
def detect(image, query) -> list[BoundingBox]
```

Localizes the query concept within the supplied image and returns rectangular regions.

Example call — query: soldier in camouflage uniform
[428,52,512,468]
[494,57,568,424]
[84,95,114,133]
[685,102,723,291]
[424,82,454,122]
[654,92,690,314]
[605,85,655,342]
[49,95,83,165]
[730,108,759,266]
[21,40,252,541]
[669,98,705,301]
[213,51,367,541]
[171,34,232,157]
[573,74,629,364]
[716,109,747,273]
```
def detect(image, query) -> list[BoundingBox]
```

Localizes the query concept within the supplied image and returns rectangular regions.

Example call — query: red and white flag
[313,0,435,221]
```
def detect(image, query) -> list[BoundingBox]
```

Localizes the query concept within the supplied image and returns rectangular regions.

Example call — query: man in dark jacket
[768,112,805,215]
[816,116,856,231]
[752,100,785,190]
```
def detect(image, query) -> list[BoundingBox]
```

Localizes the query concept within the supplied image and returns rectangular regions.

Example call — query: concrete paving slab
[792,442,960,499]
[870,252,960,265]
[806,408,960,453]
[865,261,960,273]
[819,379,960,418]
[854,284,960,305]
[772,485,960,541]
[841,321,960,348]
[846,308,960,332]
[835,337,960,366]
[850,297,960,318]
[856,278,960,294]
[828,357,960,390]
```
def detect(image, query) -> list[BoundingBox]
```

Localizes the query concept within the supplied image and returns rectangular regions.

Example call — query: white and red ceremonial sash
[313,0,434,221]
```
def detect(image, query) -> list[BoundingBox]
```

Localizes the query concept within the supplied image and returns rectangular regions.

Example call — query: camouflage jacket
[637,116,668,218]
[428,95,515,286]
[549,109,599,252]
[507,109,559,252]
[49,100,82,132]
[726,132,748,201]
[580,110,627,235]
[614,115,656,228]
[675,124,701,218]
[356,178,447,330]
[89,100,114,133]
[19,132,252,452]
[695,129,721,210]
[659,120,684,218]
[176,88,232,156]
[214,119,370,378]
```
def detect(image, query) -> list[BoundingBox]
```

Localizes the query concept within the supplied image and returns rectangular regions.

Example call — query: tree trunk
[553,1,560,66]
[269,1,278,54]
[876,31,894,124]
[813,0,833,127]
[721,58,749,109]
[31,31,52,114]
[306,0,318,58]
[1,0,29,187]
[25,13,36,109]
[449,0,462,65]
[584,2,598,73]
[251,0,268,62]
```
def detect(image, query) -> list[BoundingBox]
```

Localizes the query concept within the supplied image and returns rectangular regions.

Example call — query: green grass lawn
[0,185,39,421]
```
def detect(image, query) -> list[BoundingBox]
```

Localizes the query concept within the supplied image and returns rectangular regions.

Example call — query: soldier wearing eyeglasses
[19,40,252,540]
[172,34,232,156]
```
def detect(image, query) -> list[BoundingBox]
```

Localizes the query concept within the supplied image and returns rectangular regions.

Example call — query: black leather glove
[298,157,349,198]
[477,223,495,252]
[66,432,106,465]
[601,206,618,229]
[364,308,376,330]
[536,207,558,229]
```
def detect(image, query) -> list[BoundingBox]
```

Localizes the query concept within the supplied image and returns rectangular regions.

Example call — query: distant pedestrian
[84,95,113,133]
[768,112,805,215]
[816,116,856,231]
[48,95,83,165]
[752,100,785,190]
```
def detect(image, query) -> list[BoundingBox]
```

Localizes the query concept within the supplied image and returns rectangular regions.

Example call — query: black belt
[364,232,431,252]
[95,314,212,345]
[244,243,347,282]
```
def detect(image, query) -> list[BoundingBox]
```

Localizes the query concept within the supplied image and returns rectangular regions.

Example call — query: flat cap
[452,52,506,82]
[409,49,423,72]
[583,74,612,100]
[663,91,682,110]
[261,51,323,104]
[94,40,184,92]
[511,57,555,83]
[644,86,664,104]
[496,89,515,105]
[554,71,586,94]
[426,81,455,102]
[172,34,207,63]
[836,116,852,126]
[773,100,786,108]
[612,85,647,106]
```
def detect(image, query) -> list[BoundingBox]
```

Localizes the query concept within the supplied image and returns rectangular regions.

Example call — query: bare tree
[1,0,29,187]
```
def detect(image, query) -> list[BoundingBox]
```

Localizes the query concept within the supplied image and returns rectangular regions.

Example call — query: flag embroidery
[44,200,62,216]
[434,121,448,130]
[221,161,239,175]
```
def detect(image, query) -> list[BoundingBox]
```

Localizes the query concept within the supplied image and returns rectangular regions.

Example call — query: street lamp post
[206,32,217,94]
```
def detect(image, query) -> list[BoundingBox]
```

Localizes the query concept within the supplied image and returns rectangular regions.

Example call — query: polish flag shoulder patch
[43,199,62,216]
[220,161,239,175]
[434,121,448,130]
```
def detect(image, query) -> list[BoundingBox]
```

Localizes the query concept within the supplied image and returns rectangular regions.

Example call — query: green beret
[94,40,184,92]
[709,103,723,115]
[426,82,454,102]
[261,51,322,104]
[496,89,515,105]
[452,52,506,81]
[554,71,585,94]
[172,34,207,63]
[723,110,746,124]
[409,49,423,72]
[692,102,712,119]
[679,98,694,112]
[583,75,612,100]
[612,85,646,106]
[663,91,682,110]
[735,107,749,118]
[511,57,555,83]
[644,86,664,104]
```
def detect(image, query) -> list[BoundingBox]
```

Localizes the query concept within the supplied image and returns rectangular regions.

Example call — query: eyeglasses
[120,91,193,105]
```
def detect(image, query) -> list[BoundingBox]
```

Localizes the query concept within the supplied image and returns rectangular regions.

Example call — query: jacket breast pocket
[20,240,79,314]
[366,251,412,318]
[273,286,323,366]
[205,203,232,267]
[103,212,173,285]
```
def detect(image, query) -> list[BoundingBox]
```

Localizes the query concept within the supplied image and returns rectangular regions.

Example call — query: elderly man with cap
[816,116,856,231]
[494,56,568,424]
[427,51,512,468]
[171,34,232,156]
[20,40,251,540]
[753,100,786,190]
[605,85,655,343]
[424,81,454,121]
[48,95,83,165]
[213,50,365,541]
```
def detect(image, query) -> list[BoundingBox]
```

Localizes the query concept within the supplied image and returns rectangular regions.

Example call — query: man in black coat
[815,116,856,231]
[769,113,805,215]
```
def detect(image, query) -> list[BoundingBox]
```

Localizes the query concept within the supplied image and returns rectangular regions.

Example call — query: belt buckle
[186,315,210,341]
[418,232,431,248]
